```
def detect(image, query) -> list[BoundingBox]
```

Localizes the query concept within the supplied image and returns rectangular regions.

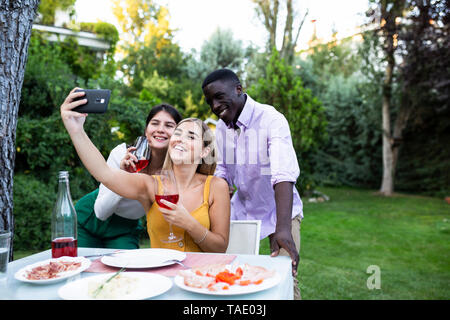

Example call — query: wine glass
[154,170,183,243]
[130,136,151,172]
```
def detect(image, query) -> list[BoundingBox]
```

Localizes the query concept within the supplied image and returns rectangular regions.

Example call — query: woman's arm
[200,176,230,252]
[60,88,150,204]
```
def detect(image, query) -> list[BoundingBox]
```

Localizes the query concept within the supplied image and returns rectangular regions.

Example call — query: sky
[73,0,369,52]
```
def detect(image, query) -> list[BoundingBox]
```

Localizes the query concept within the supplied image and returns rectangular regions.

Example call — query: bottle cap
[58,171,69,179]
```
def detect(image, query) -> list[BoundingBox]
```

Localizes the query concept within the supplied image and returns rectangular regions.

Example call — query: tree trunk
[280,1,308,65]
[280,0,293,61]
[0,0,40,261]
[378,0,406,196]
[254,0,279,51]
[391,102,412,178]
[380,86,394,195]
[379,17,396,196]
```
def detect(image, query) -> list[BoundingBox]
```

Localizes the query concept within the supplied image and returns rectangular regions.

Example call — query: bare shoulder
[208,176,230,219]
[194,174,227,190]
[210,176,229,192]
[209,176,230,206]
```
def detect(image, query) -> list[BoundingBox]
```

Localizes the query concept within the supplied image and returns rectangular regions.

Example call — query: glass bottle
[51,171,78,258]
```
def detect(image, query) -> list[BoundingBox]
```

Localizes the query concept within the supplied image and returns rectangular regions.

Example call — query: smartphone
[73,89,111,113]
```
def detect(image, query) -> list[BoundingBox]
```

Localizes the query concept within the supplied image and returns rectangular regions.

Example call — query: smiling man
[202,69,303,300]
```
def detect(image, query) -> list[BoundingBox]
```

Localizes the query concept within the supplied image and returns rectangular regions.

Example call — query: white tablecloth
[1,247,293,300]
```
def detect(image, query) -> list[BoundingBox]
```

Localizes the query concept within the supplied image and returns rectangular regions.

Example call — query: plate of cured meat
[14,256,91,285]
[174,263,281,296]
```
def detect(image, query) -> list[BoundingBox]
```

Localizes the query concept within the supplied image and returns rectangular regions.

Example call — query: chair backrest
[225,220,261,255]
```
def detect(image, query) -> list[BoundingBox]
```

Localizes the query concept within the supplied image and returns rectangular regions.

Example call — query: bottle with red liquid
[51,171,77,258]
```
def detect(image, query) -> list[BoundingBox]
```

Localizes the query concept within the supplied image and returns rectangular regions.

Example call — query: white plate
[101,248,186,269]
[14,256,91,285]
[174,271,281,296]
[58,272,172,300]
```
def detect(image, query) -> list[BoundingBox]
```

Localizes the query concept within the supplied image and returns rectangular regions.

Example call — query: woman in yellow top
[60,88,230,253]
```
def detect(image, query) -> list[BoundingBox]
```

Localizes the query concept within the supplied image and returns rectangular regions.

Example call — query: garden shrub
[13,174,54,251]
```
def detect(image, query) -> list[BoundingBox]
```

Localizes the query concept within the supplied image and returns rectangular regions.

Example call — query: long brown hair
[162,118,217,175]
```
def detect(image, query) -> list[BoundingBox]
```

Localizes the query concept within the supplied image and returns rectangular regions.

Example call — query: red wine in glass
[155,170,183,243]
[135,159,150,172]
[155,194,179,209]
[131,136,151,172]
[52,237,77,258]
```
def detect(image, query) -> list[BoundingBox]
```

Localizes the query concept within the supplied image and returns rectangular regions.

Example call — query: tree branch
[294,8,309,47]
[281,0,293,58]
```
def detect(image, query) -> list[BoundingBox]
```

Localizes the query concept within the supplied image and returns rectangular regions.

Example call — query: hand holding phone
[73,89,110,113]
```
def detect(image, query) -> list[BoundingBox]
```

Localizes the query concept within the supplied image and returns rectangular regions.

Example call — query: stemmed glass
[130,136,151,172]
[154,170,183,243]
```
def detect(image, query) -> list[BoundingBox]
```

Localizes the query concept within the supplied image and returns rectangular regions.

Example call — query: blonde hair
[162,118,217,175]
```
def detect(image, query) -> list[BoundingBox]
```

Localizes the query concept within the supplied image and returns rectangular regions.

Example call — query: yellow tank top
[146,175,213,252]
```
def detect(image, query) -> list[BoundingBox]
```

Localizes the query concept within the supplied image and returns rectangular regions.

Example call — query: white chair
[226,220,261,255]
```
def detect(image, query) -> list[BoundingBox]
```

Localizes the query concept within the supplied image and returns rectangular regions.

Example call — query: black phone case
[73,89,111,113]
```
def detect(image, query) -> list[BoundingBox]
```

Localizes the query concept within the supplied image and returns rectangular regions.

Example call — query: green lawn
[258,187,449,299]
[14,186,449,299]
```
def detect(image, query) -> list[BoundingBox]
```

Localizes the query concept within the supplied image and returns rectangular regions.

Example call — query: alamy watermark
[180,126,297,177]
[366,265,381,290]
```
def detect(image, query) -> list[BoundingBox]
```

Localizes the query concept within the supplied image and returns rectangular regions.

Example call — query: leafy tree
[78,21,120,76]
[140,70,172,104]
[112,0,173,48]
[37,0,76,25]
[113,0,182,90]
[186,28,246,80]
[311,73,382,188]
[184,28,254,119]
[248,50,327,193]
[31,20,119,83]
[121,36,186,95]
[300,36,362,93]
[112,0,217,119]
[293,32,385,189]
[292,0,448,197]
[365,0,449,196]
[394,0,450,196]
[367,0,407,196]
[241,46,269,88]
[253,0,309,64]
